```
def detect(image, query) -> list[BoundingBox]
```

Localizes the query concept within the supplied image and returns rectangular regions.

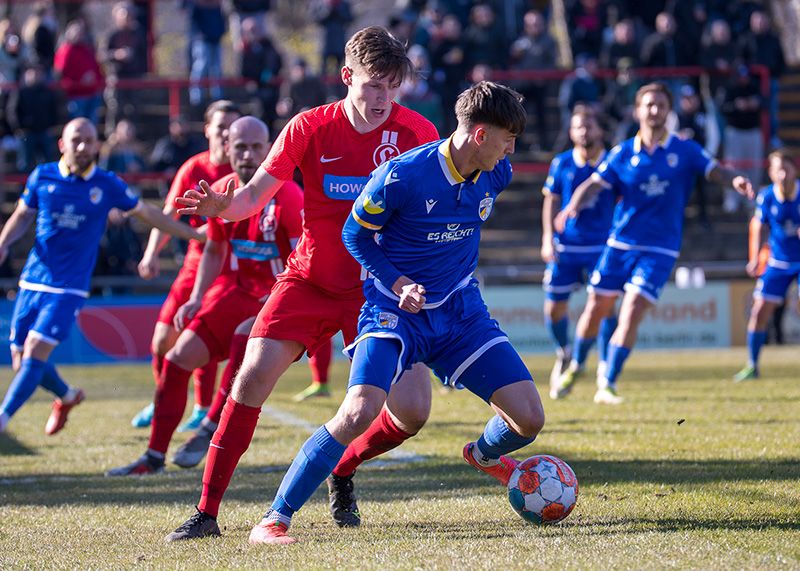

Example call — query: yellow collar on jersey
[633,131,672,154]
[58,157,97,180]
[438,136,482,186]
[572,147,604,167]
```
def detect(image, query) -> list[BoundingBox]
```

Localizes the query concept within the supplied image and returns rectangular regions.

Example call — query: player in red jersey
[165,26,439,540]
[132,100,241,432]
[107,116,304,476]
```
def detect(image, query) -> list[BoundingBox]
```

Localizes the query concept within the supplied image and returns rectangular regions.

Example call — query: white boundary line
[260,405,426,469]
[0,405,427,485]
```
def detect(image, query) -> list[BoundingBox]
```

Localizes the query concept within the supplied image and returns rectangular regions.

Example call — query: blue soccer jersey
[345,137,512,305]
[755,183,800,266]
[594,133,716,257]
[543,148,614,251]
[19,160,140,296]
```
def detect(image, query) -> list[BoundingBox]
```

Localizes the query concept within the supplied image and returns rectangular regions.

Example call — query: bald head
[226,116,271,184]
[59,118,99,174]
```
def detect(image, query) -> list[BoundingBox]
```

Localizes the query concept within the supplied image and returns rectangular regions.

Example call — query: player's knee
[516,403,545,439]
[336,394,383,436]
[389,404,429,434]
[151,336,171,357]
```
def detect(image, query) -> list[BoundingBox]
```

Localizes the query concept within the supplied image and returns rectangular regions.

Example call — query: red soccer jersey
[207,174,304,300]
[261,100,439,297]
[166,150,233,270]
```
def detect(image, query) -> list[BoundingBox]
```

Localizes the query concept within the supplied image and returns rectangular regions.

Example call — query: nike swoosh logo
[320,155,342,163]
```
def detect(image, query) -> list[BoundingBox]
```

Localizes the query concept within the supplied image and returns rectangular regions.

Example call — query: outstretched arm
[553,175,605,233]
[708,164,754,200]
[128,201,204,242]
[0,201,36,265]
[176,168,285,221]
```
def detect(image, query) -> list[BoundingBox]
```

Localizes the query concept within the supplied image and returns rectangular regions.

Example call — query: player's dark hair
[345,26,412,84]
[634,82,673,109]
[768,148,797,168]
[455,81,527,136]
[570,104,599,124]
[204,100,242,124]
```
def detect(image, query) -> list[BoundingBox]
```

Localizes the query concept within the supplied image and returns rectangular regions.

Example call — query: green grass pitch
[1,347,798,569]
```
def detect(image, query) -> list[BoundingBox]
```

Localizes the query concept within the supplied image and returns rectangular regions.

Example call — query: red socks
[332,407,413,477]
[193,360,218,408]
[148,359,193,454]
[308,338,332,385]
[199,396,261,518]
[207,334,248,425]
[151,354,164,385]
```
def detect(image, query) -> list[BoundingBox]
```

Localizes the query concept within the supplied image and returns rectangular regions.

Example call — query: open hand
[175,178,235,217]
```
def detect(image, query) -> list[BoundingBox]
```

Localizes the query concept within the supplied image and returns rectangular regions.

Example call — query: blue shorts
[543,250,603,302]
[9,289,85,350]
[754,264,800,303]
[345,281,533,402]
[588,247,676,303]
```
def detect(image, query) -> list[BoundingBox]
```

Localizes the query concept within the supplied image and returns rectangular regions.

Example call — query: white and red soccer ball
[507,455,578,524]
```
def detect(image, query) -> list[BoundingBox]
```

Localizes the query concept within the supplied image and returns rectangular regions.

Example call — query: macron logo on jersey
[323,174,369,201]
[425,199,437,214]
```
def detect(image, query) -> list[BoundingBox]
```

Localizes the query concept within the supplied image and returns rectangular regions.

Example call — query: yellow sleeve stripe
[352,210,382,231]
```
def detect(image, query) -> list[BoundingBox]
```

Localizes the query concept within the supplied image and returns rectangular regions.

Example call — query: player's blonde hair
[345,26,412,84]
[455,81,527,136]
[635,82,673,109]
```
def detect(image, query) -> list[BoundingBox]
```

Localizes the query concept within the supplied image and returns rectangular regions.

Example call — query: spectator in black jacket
[103,1,148,133]
[738,10,785,146]
[7,65,59,172]
[641,12,682,68]
[462,3,506,70]
[311,0,353,75]
[599,18,639,70]
[701,19,737,103]
[239,16,282,131]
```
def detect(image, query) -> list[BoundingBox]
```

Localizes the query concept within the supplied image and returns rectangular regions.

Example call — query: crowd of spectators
[0,0,790,284]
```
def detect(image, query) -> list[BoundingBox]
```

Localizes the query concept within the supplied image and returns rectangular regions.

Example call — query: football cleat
[172,427,214,468]
[131,402,154,428]
[550,364,583,400]
[549,350,571,387]
[327,473,361,528]
[593,386,624,405]
[248,517,297,545]
[292,382,331,402]
[165,508,221,542]
[105,452,165,477]
[178,405,209,433]
[733,365,759,383]
[45,388,85,435]
[462,442,518,486]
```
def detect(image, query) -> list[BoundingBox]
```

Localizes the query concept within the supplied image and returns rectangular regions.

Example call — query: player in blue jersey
[541,105,618,396]
[0,118,202,435]
[553,83,753,404]
[734,149,800,381]
[236,81,544,545]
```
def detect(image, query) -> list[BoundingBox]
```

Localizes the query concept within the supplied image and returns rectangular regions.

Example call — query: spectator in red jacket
[54,19,104,125]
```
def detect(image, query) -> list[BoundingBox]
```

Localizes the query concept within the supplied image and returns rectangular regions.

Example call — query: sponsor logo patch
[378,312,398,329]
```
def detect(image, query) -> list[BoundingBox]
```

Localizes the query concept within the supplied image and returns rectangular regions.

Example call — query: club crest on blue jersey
[378,312,398,329]
[478,196,494,221]
[89,187,103,204]
[667,153,679,168]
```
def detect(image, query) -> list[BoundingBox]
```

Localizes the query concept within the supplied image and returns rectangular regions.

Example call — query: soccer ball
[507,455,578,524]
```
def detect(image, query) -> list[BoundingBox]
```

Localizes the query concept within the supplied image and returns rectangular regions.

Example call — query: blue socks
[476,414,536,460]
[597,316,618,366]
[271,426,346,518]
[572,336,597,368]
[747,330,767,369]
[604,344,631,387]
[545,317,570,353]
[0,358,47,417]
[39,363,69,399]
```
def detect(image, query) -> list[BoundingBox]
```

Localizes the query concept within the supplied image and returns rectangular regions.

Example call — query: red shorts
[157,263,198,325]
[186,280,263,362]
[250,272,363,358]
